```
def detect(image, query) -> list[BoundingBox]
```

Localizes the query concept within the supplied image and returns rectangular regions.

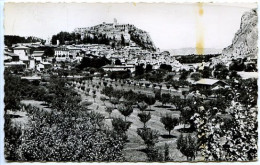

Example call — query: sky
[4,3,257,49]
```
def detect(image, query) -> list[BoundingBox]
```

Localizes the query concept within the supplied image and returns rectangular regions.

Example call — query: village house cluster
[4,20,187,75]
[4,43,52,72]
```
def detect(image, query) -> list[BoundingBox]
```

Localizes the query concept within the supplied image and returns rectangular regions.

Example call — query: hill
[72,20,157,51]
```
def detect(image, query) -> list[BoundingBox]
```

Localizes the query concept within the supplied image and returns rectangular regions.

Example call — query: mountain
[165,48,222,56]
[222,8,258,59]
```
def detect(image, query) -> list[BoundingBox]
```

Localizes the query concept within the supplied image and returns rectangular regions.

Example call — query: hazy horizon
[4,3,257,50]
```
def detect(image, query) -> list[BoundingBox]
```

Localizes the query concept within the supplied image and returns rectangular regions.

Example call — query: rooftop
[193,79,224,85]
[13,46,30,50]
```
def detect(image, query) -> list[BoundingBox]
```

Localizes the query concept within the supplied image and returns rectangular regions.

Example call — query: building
[13,46,30,67]
[4,51,19,62]
[32,51,45,63]
[193,79,227,90]
[102,64,135,72]
[36,61,52,72]
[54,47,70,62]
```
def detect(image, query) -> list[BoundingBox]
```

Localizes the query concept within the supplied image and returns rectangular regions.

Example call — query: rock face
[222,8,258,59]
[128,27,157,51]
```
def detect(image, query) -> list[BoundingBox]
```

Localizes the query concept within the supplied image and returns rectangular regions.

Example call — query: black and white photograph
[2,1,258,162]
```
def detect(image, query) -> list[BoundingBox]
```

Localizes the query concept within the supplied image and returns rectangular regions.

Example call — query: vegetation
[160,114,179,136]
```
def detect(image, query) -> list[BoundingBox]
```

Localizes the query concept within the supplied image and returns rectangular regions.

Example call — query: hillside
[222,8,258,59]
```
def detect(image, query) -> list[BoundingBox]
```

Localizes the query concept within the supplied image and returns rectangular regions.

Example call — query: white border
[0,1,259,165]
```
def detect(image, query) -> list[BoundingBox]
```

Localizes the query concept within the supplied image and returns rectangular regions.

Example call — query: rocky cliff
[74,22,157,51]
[222,8,258,59]
[128,27,157,51]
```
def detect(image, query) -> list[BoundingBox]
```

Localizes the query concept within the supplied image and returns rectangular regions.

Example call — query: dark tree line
[4,35,45,47]
[77,56,111,70]
[51,32,81,45]
[175,54,221,63]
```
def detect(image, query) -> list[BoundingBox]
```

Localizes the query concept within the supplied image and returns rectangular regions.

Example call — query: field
[16,78,202,161]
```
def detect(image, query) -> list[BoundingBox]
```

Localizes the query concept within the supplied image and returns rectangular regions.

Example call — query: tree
[146,64,153,73]
[144,96,156,111]
[121,34,125,46]
[161,93,171,106]
[190,72,202,81]
[100,96,106,105]
[112,117,131,142]
[180,70,189,80]
[118,103,133,121]
[137,102,148,112]
[115,59,122,65]
[138,112,151,128]
[110,98,119,109]
[105,106,114,118]
[135,64,145,76]
[160,64,172,72]
[177,134,197,161]
[171,96,185,110]
[160,114,179,136]
[164,143,170,161]
[181,106,194,129]
[137,128,159,150]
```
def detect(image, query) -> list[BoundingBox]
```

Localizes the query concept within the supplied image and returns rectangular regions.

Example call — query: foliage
[6,104,125,161]
[137,128,159,149]
[4,35,45,47]
[138,112,151,128]
[105,106,114,118]
[164,143,170,161]
[161,93,171,106]
[78,56,111,70]
[137,102,148,111]
[51,31,81,45]
[177,134,197,161]
[160,114,179,135]
[190,72,202,81]
[144,96,156,110]
[118,104,134,121]
[159,64,172,72]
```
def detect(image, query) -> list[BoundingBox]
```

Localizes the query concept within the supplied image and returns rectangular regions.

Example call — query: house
[13,46,30,67]
[54,47,70,62]
[4,51,19,62]
[32,51,44,63]
[102,64,135,72]
[13,46,30,61]
[4,61,26,70]
[36,61,52,72]
[193,79,227,90]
